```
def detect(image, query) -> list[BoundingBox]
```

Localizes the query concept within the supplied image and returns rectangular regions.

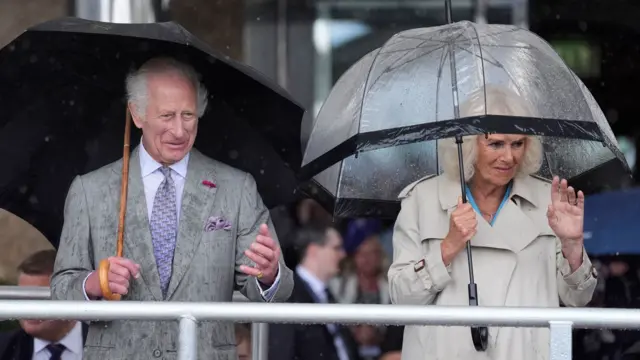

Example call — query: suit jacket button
[153,349,162,358]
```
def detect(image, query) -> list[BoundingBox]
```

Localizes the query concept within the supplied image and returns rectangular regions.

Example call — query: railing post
[549,320,573,360]
[178,315,198,360]
[252,323,269,360]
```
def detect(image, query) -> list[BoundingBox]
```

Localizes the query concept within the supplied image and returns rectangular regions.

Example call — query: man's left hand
[240,224,280,286]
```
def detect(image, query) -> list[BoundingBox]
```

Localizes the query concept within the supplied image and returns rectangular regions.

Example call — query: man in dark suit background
[268,224,360,360]
[0,250,87,360]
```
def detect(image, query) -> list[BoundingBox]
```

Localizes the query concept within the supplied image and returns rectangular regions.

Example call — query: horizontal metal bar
[0,286,249,302]
[0,286,51,300]
[1,301,640,329]
[316,0,514,10]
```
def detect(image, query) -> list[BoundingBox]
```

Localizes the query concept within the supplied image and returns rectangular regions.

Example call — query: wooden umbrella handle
[99,108,132,301]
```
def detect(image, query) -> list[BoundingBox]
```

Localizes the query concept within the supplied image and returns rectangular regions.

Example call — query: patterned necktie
[150,166,178,297]
[46,343,66,360]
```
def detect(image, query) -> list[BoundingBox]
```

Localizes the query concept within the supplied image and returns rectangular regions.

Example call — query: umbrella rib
[434,44,449,122]
[370,30,468,85]
[366,45,446,90]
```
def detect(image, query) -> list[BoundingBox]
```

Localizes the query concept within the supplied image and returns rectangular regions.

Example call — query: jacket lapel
[109,147,163,301]
[166,150,217,299]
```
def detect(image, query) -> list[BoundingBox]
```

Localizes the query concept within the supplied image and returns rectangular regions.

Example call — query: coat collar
[437,174,540,211]
[436,174,551,253]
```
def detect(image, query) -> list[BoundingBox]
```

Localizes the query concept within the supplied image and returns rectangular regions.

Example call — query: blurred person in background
[378,325,404,360]
[330,219,389,360]
[235,324,252,360]
[0,250,87,360]
[268,223,360,360]
[388,86,597,360]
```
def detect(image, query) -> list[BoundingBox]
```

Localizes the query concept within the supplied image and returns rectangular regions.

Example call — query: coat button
[153,349,162,358]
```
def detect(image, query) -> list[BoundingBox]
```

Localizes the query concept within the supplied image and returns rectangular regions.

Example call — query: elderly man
[51,57,294,360]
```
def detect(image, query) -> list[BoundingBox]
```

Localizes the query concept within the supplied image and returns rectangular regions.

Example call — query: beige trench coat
[388,174,597,360]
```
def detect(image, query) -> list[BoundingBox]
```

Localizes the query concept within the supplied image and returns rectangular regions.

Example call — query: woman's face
[474,134,527,187]
[354,237,382,276]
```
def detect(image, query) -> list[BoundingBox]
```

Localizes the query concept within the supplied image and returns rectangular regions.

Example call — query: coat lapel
[166,150,217,299]
[110,147,163,301]
[438,175,546,253]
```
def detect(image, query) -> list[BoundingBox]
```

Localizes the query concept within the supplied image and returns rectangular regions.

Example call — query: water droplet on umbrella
[29,55,38,63]
[260,169,265,175]
[229,150,239,159]
[29,196,38,205]
[45,136,51,142]
[19,186,27,194]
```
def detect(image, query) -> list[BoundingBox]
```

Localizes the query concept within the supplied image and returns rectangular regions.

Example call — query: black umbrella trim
[300,157,631,220]
[299,115,607,181]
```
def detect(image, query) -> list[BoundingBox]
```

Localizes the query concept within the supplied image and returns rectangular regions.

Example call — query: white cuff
[256,263,282,301]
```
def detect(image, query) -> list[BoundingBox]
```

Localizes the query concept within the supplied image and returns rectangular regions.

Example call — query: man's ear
[128,102,144,129]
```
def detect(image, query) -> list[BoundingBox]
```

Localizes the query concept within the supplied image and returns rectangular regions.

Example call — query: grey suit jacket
[51,147,294,360]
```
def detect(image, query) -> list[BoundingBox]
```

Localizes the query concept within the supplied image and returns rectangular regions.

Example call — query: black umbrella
[0,17,305,249]
[298,0,631,351]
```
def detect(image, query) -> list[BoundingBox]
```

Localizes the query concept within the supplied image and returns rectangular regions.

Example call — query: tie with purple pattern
[150,166,178,298]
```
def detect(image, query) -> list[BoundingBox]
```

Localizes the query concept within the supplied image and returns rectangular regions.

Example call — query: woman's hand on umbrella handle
[442,197,478,264]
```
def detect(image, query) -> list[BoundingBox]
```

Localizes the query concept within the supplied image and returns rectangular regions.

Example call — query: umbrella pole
[455,135,489,351]
[98,108,132,301]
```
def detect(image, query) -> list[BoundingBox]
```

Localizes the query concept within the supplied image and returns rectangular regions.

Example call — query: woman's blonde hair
[438,85,544,180]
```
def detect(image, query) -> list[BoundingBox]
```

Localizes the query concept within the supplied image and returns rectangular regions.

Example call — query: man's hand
[85,257,140,299]
[239,224,280,286]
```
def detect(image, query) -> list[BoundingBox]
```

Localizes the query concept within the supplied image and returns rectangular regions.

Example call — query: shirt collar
[296,265,327,299]
[139,140,189,179]
[33,322,83,356]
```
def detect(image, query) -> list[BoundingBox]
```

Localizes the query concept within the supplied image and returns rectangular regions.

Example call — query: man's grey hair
[125,57,209,118]
[438,85,544,180]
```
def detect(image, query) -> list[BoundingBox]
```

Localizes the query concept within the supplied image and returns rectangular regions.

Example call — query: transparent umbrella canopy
[299,21,630,219]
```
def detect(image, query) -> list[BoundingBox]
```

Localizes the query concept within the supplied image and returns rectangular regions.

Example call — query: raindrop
[29,196,38,205]
[260,169,265,175]
[579,22,588,32]
[29,55,38,63]
[229,150,239,159]
[19,186,28,194]
[44,136,51,142]
[256,17,261,21]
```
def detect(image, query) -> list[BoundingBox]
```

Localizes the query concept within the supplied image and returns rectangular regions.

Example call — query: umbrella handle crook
[99,107,132,301]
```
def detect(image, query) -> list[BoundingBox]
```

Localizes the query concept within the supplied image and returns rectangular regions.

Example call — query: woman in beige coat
[388,86,598,360]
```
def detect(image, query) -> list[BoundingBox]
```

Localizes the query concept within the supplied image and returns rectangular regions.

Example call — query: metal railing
[0,286,268,360]
[2,287,640,360]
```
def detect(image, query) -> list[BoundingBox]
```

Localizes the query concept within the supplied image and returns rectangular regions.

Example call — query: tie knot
[159,166,172,178]
[46,343,66,358]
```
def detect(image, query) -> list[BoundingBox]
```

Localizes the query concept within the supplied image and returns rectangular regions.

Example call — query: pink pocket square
[204,216,232,232]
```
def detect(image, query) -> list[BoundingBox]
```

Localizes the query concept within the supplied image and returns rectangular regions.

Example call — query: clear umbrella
[299,16,629,220]
[298,0,630,351]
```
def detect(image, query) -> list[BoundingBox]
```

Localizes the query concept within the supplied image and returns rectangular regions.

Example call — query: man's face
[132,71,198,165]
[314,228,346,278]
[18,273,70,339]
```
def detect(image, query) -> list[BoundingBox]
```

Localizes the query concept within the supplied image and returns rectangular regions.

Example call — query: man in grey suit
[51,57,294,360]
